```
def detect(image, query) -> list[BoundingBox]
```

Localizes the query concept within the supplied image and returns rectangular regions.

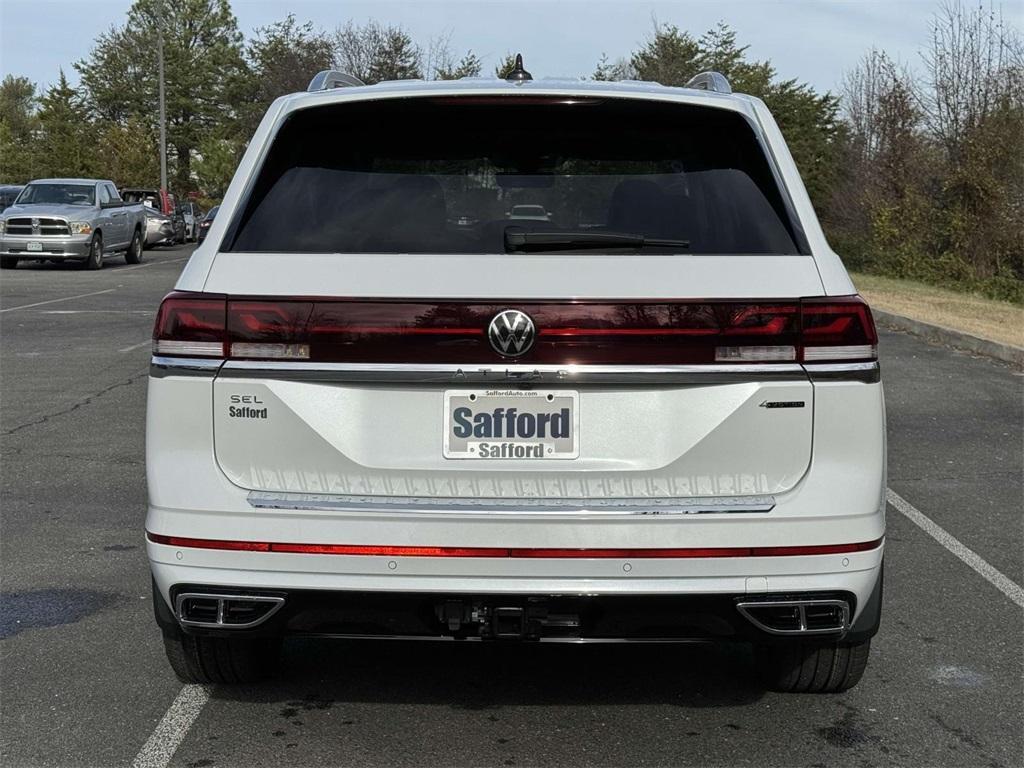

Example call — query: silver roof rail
[684,71,732,94]
[307,70,366,92]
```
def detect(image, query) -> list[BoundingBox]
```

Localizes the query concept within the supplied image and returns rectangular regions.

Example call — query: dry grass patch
[851,273,1024,349]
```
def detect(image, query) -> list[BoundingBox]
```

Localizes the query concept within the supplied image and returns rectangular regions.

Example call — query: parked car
[121,187,174,215]
[143,207,178,248]
[0,185,24,212]
[147,68,884,693]
[121,187,186,244]
[195,205,218,244]
[0,178,146,269]
[506,204,551,222]
[177,201,202,242]
[448,213,479,228]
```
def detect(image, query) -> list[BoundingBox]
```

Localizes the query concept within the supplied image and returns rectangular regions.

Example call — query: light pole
[157,26,167,197]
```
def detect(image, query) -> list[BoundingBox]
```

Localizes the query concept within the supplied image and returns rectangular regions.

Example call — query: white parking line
[0,288,116,313]
[120,256,188,272]
[131,684,210,768]
[118,339,152,354]
[37,310,153,315]
[119,339,153,353]
[887,488,1024,609]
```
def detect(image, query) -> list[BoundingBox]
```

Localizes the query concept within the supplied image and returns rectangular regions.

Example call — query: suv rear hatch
[157,94,875,506]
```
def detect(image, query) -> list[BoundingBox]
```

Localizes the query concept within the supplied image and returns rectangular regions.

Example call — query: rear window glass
[228,97,805,255]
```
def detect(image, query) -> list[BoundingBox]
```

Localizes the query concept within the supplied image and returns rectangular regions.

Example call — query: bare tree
[921,1,1024,155]
[829,48,934,275]
[333,20,422,84]
[843,49,897,160]
[829,1,1024,291]
[424,31,482,80]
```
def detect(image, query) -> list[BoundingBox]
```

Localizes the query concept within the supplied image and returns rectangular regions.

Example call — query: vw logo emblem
[487,309,536,357]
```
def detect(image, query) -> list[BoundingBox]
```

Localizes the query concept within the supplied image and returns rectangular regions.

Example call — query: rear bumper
[152,567,883,644]
[146,232,175,246]
[149,538,884,642]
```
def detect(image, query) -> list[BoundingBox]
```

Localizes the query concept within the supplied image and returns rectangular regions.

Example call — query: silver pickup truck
[0,178,147,270]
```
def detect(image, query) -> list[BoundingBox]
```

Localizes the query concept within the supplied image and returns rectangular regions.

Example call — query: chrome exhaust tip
[736,598,850,636]
[175,592,285,629]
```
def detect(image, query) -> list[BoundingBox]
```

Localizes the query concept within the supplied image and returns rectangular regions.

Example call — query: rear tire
[0,256,18,269]
[125,228,144,264]
[756,638,871,693]
[83,233,103,270]
[162,631,281,684]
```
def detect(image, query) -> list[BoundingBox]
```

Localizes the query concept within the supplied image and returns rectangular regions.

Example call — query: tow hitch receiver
[433,599,581,639]
[492,607,527,639]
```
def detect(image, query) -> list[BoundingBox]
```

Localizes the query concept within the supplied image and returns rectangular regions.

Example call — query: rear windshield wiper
[504,227,690,253]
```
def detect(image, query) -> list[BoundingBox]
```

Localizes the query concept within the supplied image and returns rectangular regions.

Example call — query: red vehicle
[121,188,185,243]
[120,187,177,215]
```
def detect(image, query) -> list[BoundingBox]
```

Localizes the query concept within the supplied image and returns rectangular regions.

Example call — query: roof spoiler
[684,71,732,94]
[307,70,366,92]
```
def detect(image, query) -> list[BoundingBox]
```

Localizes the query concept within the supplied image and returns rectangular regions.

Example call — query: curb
[873,308,1023,368]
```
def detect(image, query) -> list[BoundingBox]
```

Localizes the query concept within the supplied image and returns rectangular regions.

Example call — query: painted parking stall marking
[130,684,210,768]
[0,287,116,313]
[887,487,1024,609]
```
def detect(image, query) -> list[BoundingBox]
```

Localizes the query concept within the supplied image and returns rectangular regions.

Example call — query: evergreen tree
[629,24,702,86]
[95,117,160,187]
[696,23,773,93]
[193,135,241,198]
[241,14,334,137]
[367,26,422,82]
[75,0,248,192]
[33,71,96,179]
[609,23,840,210]
[0,76,39,182]
[593,54,634,81]
[494,53,519,79]
[434,51,483,80]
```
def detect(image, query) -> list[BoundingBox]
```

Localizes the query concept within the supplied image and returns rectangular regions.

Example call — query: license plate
[26,241,42,252]
[443,389,579,459]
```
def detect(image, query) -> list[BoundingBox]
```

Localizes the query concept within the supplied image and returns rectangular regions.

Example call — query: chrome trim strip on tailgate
[219,361,807,384]
[247,491,777,516]
[150,356,223,377]
[152,358,877,383]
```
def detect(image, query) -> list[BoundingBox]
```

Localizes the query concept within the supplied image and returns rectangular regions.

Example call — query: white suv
[147,66,885,693]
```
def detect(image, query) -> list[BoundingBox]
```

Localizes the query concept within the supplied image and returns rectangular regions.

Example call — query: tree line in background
[0,0,1020,301]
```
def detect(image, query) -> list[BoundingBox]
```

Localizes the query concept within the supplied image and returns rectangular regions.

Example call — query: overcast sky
[2,0,1022,95]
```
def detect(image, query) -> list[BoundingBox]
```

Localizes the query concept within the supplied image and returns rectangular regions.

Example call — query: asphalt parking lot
[1,246,1021,768]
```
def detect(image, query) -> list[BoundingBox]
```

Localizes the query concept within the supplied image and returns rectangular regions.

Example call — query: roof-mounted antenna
[505,53,533,83]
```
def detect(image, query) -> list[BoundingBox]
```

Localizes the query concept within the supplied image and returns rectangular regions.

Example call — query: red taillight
[227,300,314,359]
[152,293,877,365]
[152,291,227,357]
[799,296,878,363]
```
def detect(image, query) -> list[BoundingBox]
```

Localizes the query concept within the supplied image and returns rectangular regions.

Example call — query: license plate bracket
[26,241,43,252]
[443,389,579,460]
